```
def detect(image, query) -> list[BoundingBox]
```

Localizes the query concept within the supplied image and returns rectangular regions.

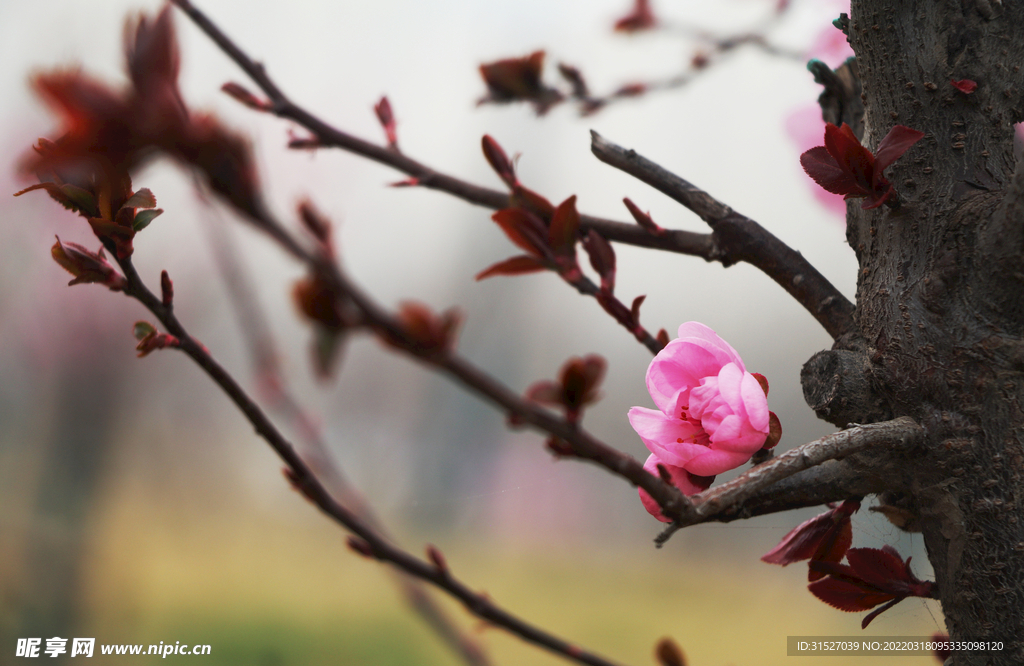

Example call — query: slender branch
[114,256,630,666]
[202,209,492,666]
[589,131,856,340]
[655,418,924,545]
[168,0,714,262]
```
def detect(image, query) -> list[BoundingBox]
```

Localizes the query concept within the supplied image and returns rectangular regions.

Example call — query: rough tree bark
[801,1,1024,661]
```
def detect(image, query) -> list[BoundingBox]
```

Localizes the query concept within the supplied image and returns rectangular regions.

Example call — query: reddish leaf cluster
[800,123,924,209]
[479,136,663,348]
[49,236,127,291]
[526,354,607,424]
[293,272,350,378]
[24,5,261,224]
[809,545,934,628]
[392,302,462,356]
[17,139,163,259]
[762,500,933,628]
[761,500,859,574]
[614,0,657,33]
[132,320,179,357]
[477,196,583,282]
[478,51,563,115]
[292,202,350,378]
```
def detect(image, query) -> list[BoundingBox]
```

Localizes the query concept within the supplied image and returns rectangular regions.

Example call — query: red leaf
[548,195,581,257]
[873,125,926,174]
[511,185,556,218]
[825,123,875,188]
[125,4,180,93]
[475,255,547,280]
[951,78,978,94]
[808,575,895,613]
[480,51,546,100]
[478,51,562,114]
[800,147,863,195]
[491,208,550,257]
[50,236,126,291]
[761,500,859,567]
[392,302,462,355]
[751,373,769,396]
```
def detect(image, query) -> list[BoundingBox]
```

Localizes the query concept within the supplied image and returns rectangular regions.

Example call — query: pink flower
[629,322,769,478]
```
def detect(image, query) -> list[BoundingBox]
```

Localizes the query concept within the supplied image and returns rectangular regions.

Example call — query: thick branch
[115,257,630,666]
[655,417,924,545]
[590,131,855,340]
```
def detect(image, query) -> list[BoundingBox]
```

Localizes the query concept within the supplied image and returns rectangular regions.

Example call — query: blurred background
[0,0,945,664]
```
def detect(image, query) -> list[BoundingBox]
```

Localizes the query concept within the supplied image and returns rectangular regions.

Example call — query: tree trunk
[809,1,1024,662]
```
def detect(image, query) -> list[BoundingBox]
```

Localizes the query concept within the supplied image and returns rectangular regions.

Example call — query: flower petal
[628,407,705,467]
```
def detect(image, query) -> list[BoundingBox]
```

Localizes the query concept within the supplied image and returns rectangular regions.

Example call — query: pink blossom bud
[628,322,771,478]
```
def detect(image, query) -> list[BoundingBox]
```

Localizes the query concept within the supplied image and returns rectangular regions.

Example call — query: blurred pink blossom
[629,322,770,486]
[787,3,853,219]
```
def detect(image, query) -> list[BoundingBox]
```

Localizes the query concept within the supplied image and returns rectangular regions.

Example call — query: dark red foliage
[808,545,934,628]
[393,301,462,356]
[761,500,859,578]
[25,5,262,224]
[293,273,349,378]
[526,355,607,423]
[49,236,127,291]
[476,196,583,282]
[800,123,924,209]
[478,51,562,114]
[614,0,657,33]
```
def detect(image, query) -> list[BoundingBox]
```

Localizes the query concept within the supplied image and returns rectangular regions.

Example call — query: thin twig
[654,418,924,545]
[590,131,856,340]
[114,255,630,666]
[202,207,492,666]
[167,0,715,263]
